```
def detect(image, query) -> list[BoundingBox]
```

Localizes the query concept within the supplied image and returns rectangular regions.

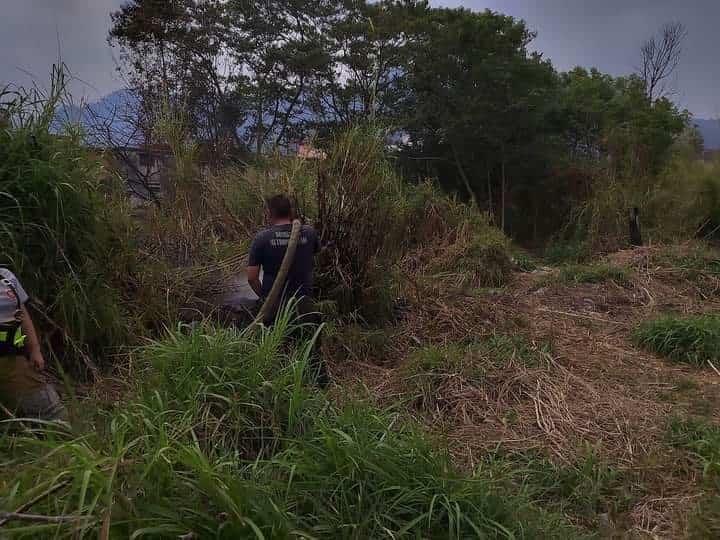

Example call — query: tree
[310,0,426,129]
[640,22,687,103]
[110,0,241,156]
[402,8,556,232]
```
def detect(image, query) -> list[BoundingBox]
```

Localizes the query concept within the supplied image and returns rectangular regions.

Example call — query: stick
[0,511,87,524]
[537,307,628,326]
[708,359,720,378]
[0,402,29,433]
[0,480,71,527]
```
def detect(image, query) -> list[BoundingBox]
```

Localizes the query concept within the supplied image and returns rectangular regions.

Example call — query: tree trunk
[500,155,507,233]
[486,165,494,224]
[256,99,263,158]
[452,144,478,208]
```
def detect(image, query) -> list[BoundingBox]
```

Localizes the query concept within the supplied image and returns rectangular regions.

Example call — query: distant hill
[695,118,720,150]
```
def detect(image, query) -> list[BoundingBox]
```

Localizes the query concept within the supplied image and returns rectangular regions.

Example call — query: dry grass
[328,243,720,537]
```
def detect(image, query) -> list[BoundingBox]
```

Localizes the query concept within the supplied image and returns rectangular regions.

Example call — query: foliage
[558,263,631,286]
[315,125,512,320]
[106,1,694,250]
[512,251,539,272]
[0,318,582,539]
[403,7,557,233]
[648,241,720,283]
[668,417,720,483]
[488,450,628,519]
[322,322,394,363]
[0,71,134,371]
[634,314,720,366]
[648,153,720,242]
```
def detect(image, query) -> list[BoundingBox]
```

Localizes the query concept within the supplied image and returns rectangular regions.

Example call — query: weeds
[487,449,629,520]
[0,69,135,372]
[668,417,720,482]
[634,314,720,366]
[512,251,539,272]
[558,263,631,286]
[323,323,394,363]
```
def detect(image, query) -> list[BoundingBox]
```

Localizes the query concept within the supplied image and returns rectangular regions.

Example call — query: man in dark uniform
[246,194,328,386]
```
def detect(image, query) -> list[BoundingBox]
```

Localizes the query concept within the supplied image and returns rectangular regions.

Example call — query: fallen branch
[0,479,71,527]
[537,307,629,326]
[0,511,87,524]
[708,359,720,378]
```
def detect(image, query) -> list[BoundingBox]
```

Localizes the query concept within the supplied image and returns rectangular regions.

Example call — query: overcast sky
[1,0,718,118]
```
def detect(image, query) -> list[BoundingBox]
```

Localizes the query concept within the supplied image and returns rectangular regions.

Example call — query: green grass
[512,251,539,273]
[0,310,583,539]
[558,263,631,286]
[634,314,720,366]
[651,242,720,281]
[487,450,629,520]
[668,417,720,538]
[668,417,720,481]
[324,322,393,362]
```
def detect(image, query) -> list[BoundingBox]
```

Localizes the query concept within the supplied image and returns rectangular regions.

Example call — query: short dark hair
[267,194,292,219]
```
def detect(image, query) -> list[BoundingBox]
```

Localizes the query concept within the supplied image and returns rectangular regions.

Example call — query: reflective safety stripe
[13,327,26,348]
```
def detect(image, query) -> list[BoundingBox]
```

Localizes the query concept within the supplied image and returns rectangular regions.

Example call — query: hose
[252,219,302,326]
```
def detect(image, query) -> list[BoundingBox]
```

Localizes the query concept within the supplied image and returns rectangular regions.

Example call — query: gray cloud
[439,0,720,118]
[1,0,717,117]
[0,0,124,102]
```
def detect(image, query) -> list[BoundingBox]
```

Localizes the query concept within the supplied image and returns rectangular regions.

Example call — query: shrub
[316,125,513,320]
[634,314,720,366]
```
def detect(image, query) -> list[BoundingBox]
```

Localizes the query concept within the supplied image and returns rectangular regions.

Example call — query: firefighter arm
[247,266,262,298]
[20,306,44,371]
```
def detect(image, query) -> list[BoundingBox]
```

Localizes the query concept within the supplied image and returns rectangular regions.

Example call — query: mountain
[54,89,142,145]
[695,118,720,150]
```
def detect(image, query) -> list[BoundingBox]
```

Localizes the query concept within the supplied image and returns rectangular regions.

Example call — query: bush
[316,125,513,319]
[558,151,720,255]
[634,314,720,366]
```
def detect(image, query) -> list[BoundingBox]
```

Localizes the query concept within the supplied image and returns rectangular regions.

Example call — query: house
[107,144,173,203]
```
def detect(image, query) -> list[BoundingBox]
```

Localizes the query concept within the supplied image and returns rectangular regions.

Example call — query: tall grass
[0,68,135,372]
[562,145,720,254]
[0,310,581,538]
[634,314,720,366]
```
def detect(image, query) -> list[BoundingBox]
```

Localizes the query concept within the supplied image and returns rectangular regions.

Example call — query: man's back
[248,223,319,299]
